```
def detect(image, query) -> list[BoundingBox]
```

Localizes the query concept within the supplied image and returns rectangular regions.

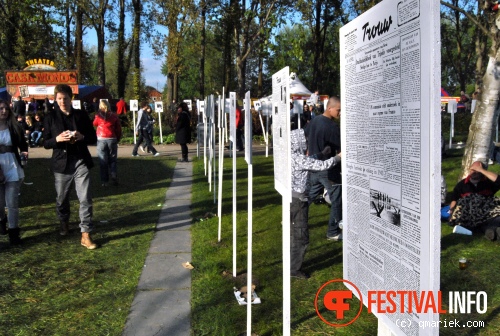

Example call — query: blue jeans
[31,131,42,144]
[309,171,342,237]
[0,181,21,228]
[97,138,118,183]
[54,158,93,232]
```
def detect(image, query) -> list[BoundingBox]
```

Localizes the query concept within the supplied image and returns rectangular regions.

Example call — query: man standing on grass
[43,84,98,250]
[306,96,343,241]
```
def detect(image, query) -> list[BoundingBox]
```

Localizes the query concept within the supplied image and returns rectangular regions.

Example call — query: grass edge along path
[0,155,177,336]
[191,152,500,336]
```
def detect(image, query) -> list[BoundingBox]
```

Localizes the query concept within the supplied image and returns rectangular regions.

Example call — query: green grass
[191,152,500,335]
[0,154,177,335]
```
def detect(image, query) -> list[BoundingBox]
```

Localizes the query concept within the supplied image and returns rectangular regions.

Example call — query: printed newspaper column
[229,92,237,277]
[154,101,163,143]
[244,90,254,336]
[271,66,291,336]
[339,0,440,335]
[130,100,139,144]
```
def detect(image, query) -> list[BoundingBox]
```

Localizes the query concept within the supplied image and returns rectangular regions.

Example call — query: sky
[84,26,168,91]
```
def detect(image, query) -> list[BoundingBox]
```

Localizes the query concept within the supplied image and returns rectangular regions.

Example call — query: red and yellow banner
[5,71,78,85]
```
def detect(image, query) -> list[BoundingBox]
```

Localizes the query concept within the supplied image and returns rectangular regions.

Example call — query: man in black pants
[306,96,343,241]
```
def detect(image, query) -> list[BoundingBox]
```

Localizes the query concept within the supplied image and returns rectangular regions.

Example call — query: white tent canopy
[289,73,312,95]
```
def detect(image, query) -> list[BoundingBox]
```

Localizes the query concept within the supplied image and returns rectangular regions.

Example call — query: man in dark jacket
[175,102,191,162]
[13,97,26,117]
[43,84,98,249]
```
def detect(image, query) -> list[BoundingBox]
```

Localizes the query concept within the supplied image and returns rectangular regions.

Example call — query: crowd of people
[1,85,192,248]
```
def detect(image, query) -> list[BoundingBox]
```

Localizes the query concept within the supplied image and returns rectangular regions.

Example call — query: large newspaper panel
[340,0,440,335]
[272,67,291,198]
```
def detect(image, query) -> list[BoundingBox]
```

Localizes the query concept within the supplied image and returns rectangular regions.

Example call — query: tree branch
[440,0,491,37]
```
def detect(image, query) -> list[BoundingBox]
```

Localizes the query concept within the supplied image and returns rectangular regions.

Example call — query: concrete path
[122,158,193,336]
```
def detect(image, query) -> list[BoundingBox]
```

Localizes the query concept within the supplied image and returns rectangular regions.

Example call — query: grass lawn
[0,153,177,335]
[190,149,500,335]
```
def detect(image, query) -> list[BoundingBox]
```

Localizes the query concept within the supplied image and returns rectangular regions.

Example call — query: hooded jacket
[291,128,340,199]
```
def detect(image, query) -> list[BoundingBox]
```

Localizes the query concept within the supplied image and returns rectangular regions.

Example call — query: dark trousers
[290,197,309,273]
[132,129,157,155]
[180,143,188,159]
[309,170,342,237]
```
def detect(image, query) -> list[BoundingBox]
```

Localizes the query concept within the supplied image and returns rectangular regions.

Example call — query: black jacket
[43,106,97,173]
[13,100,26,117]
[175,110,191,144]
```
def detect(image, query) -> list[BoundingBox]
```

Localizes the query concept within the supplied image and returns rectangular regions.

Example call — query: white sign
[130,100,139,112]
[253,100,261,111]
[229,92,236,142]
[447,100,457,113]
[155,101,163,113]
[184,99,192,111]
[244,91,252,164]
[340,0,440,334]
[72,100,81,110]
[199,100,205,115]
[271,67,291,198]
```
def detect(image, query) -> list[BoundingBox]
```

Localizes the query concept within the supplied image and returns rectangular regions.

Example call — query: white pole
[282,195,291,336]
[218,98,224,242]
[266,115,269,158]
[246,163,253,336]
[158,111,163,143]
[449,110,454,149]
[133,111,137,144]
[232,123,237,277]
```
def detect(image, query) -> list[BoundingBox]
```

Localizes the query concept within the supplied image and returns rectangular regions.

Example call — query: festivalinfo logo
[315,279,488,327]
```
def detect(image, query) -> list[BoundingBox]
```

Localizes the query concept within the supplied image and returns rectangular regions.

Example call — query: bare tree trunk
[117,0,126,98]
[257,49,263,97]
[199,0,206,98]
[75,6,83,76]
[132,0,142,99]
[65,0,73,69]
[461,54,500,178]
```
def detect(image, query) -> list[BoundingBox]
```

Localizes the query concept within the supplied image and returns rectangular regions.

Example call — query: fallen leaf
[182,262,194,269]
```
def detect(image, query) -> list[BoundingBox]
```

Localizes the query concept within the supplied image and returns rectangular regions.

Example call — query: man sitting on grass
[449,161,500,240]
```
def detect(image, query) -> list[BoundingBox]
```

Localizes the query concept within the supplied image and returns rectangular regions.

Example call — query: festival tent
[289,73,312,96]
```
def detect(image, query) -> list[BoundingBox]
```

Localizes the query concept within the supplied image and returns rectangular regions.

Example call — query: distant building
[147,88,162,102]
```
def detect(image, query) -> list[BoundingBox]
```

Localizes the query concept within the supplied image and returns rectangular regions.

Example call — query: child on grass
[290,128,341,279]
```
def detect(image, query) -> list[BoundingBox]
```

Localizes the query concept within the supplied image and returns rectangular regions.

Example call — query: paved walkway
[29,143,194,335]
[122,158,193,336]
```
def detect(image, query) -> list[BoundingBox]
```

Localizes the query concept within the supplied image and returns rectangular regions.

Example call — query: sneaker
[339,220,343,230]
[140,145,146,153]
[488,159,494,165]
[153,153,160,157]
[60,221,69,236]
[132,153,139,157]
[327,233,342,241]
[291,271,310,279]
[485,228,496,241]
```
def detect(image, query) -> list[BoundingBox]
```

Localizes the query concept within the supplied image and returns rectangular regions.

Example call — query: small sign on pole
[155,102,164,143]
[72,100,81,110]
[130,100,139,144]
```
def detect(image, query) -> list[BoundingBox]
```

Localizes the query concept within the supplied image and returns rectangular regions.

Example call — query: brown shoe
[60,221,69,236]
[81,232,97,250]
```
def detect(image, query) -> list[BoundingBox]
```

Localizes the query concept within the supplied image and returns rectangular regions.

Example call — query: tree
[441,0,500,178]
[85,0,113,86]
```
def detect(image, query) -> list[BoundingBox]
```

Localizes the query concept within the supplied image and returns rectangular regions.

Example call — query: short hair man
[306,96,342,241]
[449,161,500,240]
[43,84,98,249]
[13,96,26,117]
